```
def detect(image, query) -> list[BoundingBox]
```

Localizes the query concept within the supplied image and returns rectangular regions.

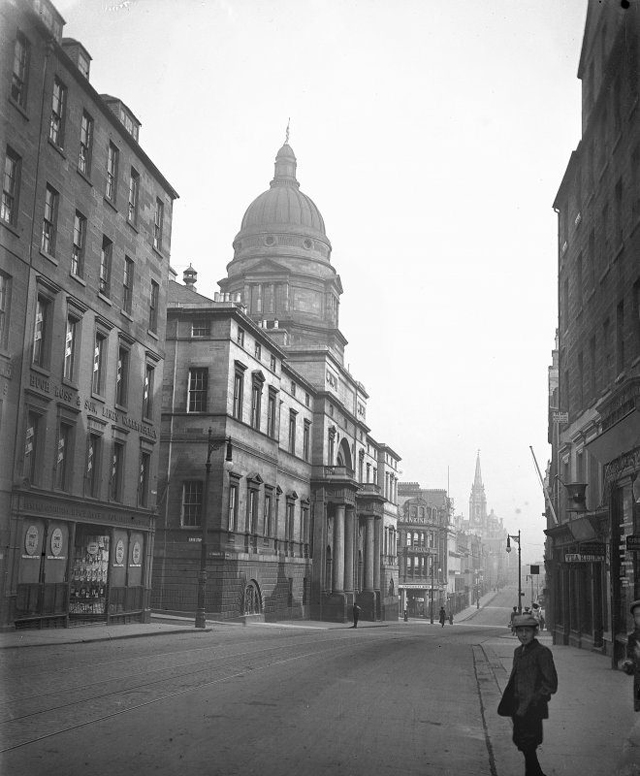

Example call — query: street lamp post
[506,530,522,615]
[195,429,232,629]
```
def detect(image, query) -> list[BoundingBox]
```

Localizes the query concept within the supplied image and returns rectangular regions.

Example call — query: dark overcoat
[626,630,640,711]
[498,638,558,719]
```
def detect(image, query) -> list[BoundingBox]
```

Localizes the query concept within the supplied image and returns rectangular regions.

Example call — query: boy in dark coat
[621,599,640,710]
[498,613,558,776]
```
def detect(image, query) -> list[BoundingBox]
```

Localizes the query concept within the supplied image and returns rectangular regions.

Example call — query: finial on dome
[285,118,290,145]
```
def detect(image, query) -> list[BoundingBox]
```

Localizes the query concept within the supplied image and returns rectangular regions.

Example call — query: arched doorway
[243,579,262,615]
[336,438,353,473]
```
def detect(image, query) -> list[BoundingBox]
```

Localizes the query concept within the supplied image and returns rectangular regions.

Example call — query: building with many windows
[396,482,451,620]
[153,141,401,623]
[0,0,177,629]
[547,0,640,660]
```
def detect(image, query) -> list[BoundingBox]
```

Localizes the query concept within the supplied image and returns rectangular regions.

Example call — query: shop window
[69,532,109,617]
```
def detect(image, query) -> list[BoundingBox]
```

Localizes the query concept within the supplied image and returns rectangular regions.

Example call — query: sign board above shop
[565,553,603,563]
[627,535,640,551]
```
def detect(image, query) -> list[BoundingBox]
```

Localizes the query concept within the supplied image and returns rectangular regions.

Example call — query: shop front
[9,493,153,629]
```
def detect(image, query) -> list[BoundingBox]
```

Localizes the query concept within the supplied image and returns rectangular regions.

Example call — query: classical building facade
[547,0,640,661]
[0,0,177,628]
[154,141,401,623]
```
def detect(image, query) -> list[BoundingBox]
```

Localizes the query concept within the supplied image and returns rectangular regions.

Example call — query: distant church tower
[469,451,487,533]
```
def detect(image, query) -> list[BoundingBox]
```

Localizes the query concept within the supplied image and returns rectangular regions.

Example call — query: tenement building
[547,0,640,661]
[0,0,177,629]
[153,141,401,623]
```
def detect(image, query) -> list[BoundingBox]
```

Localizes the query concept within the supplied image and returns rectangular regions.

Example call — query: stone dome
[232,143,332,262]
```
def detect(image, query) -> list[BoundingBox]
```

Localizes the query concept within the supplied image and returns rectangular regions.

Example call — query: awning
[585,409,640,463]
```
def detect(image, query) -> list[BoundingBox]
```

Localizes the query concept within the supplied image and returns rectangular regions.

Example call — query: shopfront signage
[115,539,125,565]
[627,535,640,551]
[553,412,569,423]
[49,528,64,557]
[131,541,142,567]
[565,553,602,562]
[24,525,39,556]
[398,584,429,589]
[578,542,605,556]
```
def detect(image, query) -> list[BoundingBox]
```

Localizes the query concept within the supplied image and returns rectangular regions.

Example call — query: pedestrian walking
[352,603,361,628]
[510,606,518,633]
[448,611,454,625]
[621,599,640,710]
[439,606,446,627]
[498,613,558,776]
[403,608,408,622]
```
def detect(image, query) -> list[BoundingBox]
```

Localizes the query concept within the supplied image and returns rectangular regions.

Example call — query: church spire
[473,449,483,487]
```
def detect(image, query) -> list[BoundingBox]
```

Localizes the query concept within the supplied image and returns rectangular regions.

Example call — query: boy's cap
[630,600,640,614]
[513,614,539,629]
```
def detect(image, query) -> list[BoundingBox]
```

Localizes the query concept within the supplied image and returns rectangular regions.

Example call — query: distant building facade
[0,0,177,629]
[547,0,640,660]
[154,142,401,623]
[397,483,450,619]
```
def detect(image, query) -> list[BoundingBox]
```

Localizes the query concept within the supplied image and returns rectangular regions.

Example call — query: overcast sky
[55,0,588,563]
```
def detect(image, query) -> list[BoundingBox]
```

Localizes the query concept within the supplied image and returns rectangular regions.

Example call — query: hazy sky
[54,0,588,563]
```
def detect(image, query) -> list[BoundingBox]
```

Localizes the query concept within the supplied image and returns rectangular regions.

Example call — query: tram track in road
[1,630,396,754]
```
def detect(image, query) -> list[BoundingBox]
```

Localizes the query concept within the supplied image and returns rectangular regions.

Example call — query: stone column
[364,515,375,591]
[373,517,381,592]
[344,506,355,593]
[333,505,345,593]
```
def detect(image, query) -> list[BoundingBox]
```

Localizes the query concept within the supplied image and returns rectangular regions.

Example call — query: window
[49,77,66,147]
[248,489,259,534]
[237,328,245,346]
[106,142,118,202]
[290,381,296,397]
[24,411,41,484]
[187,367,208,412]
[191,319,209,337]
[85,433,101,497]
[41,184,58,256]
[270,355,276,371]
[1,147,20,225]
[267,389,277,438]
[305,392,310,407]
[123,257,134,314]
[78,111,93,174]
[71,211,86,277]
[110,442,125,502]
[92,330,107,395]
[303,420,311,461]
[182,481,202,527]
[115,345,130,407]
[138,451,150,507]
[11,32,30,108]
[55,421,73,491]
[153,198,164,251]
[288,410,297,454]
[255,342,261,359]
[127,168,139,225]
[251,380,262,430]
[143,364,154,419]
[233,369,244,420]
[32,294,52,368]
[100,236,112,297]
[0,273,11,348]
[228,484,238,531]
[286,502,295,543]
[148,280,159,333]
[264,493,272,536]
[63,314,78,381]
[77,51,90,79]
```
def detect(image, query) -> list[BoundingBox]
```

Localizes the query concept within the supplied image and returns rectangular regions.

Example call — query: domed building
[154,139,400,625]
[219,142,346,361]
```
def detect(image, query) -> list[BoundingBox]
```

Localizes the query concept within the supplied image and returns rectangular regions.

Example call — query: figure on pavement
[621,599,640,710]
[403,608,408,622]
[510,606,518,633]
[448,611,454,625]
[497,613,558,776]
[439,606,446,627]
[352,603,361,628]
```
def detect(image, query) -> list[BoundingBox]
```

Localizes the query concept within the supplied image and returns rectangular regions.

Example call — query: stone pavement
[476,625,638,776]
